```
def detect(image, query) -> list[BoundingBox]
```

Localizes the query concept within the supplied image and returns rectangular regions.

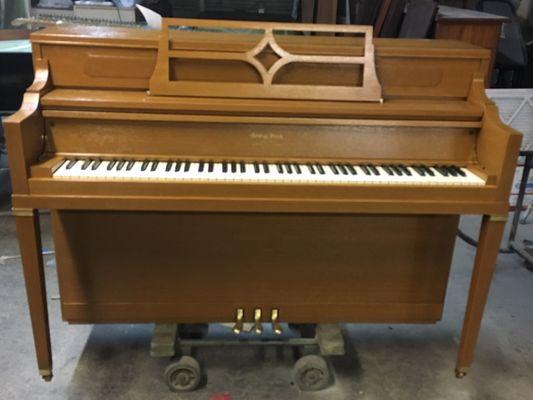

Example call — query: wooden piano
[3,18,521,384]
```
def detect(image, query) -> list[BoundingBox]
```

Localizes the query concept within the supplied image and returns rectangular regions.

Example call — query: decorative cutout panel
[149,18,382,102]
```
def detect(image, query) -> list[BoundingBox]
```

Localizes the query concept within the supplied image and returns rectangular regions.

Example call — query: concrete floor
[1,197,532,400]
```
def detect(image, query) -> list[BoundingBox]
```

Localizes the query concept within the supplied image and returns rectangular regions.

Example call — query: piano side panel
[44,117,478,163]
[51,211,459,324]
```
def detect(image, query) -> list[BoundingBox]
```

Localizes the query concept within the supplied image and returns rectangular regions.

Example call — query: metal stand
[507,151,533,270]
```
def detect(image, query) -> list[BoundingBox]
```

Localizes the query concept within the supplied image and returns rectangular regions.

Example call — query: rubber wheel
[164,356,202,392]
[293,354,331,391]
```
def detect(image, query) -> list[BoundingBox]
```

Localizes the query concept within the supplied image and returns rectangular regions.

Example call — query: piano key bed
[54,158,486,186]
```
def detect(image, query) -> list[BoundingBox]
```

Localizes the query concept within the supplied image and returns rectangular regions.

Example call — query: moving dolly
[150,319,345,392]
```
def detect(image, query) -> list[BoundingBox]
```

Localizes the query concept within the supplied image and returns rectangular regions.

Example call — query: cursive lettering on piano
[250,132,284,142]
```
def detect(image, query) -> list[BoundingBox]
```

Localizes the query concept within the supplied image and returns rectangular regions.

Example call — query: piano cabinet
[51,211,459,324]
[4,19,521,383]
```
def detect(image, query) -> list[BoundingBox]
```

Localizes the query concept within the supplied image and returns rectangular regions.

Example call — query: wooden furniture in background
[301,0,339,24]
[379,0,408,37]
[399,0,438,38]
[0,29,30,40]
[3,19,520,384]
[374,0,392,37]
[435,5,509,85]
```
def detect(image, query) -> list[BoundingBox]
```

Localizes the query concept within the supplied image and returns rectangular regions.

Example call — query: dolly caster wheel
[293,354,331,391]
[164,356,201,392]
[42,374,53,382]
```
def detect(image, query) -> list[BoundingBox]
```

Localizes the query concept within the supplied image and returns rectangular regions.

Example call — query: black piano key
[307,163,316,174]
[175,160,182,172]
[422,165,434,176]
[436,166,449,177]
[253,162,260,173]
[198,161,205,172]
[413,165,425,176]
[263,163,270,173]
[222,161,228,173]
[231,161,237,173]
[150,160,159,171]
[368,164,380,175]
[391,165,403,176]
[91,159,102,170]
[66,159,78,170]
[116,160,126,171]
[360,165,371,175]
[107,160,117,170]
[165,160,173,172]
[285,163,293,174]
[316,164,325,174]
[381,165,394,176]
[184,160,191,172]
[208,161,214,173]
[141,160,149,171]
[123,160,133,171]
[446,166,458,177]
[452,165,466,177]
[81,159,92,170]
[240,162,246,173]
[294,163,302,174]
[276,163,283,173]
[329,164,339,175]
[398,164,411,176]
[337,164,348,175]
[346,164,357,175]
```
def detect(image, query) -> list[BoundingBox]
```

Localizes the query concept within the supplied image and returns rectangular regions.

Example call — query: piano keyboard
[53,159,486,186]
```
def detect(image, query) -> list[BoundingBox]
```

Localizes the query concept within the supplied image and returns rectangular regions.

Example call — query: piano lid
[30,21,491,120]
[149,18,383,103]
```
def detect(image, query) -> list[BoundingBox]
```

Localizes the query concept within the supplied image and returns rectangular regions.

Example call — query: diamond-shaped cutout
[254,43,282,72]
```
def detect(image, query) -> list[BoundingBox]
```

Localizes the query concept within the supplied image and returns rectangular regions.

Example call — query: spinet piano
[3,18,521,384]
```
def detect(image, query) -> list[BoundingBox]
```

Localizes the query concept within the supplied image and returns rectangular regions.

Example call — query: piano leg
[13,208,53,381]
[456,214,506,378]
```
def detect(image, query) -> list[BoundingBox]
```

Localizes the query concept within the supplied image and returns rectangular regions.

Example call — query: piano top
[29,24,488,54]
[29,22,491,122]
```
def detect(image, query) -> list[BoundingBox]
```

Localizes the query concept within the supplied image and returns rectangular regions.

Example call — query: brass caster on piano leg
[250,308,263,335]
[40,369,53,382]
[232,308,244,335]
[455,367,469,379]
[271,309,283,335]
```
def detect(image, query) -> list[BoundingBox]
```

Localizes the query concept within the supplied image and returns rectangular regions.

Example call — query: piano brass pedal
[232,308,244,335]
[271,309,283,335]
[250,308,263,335]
